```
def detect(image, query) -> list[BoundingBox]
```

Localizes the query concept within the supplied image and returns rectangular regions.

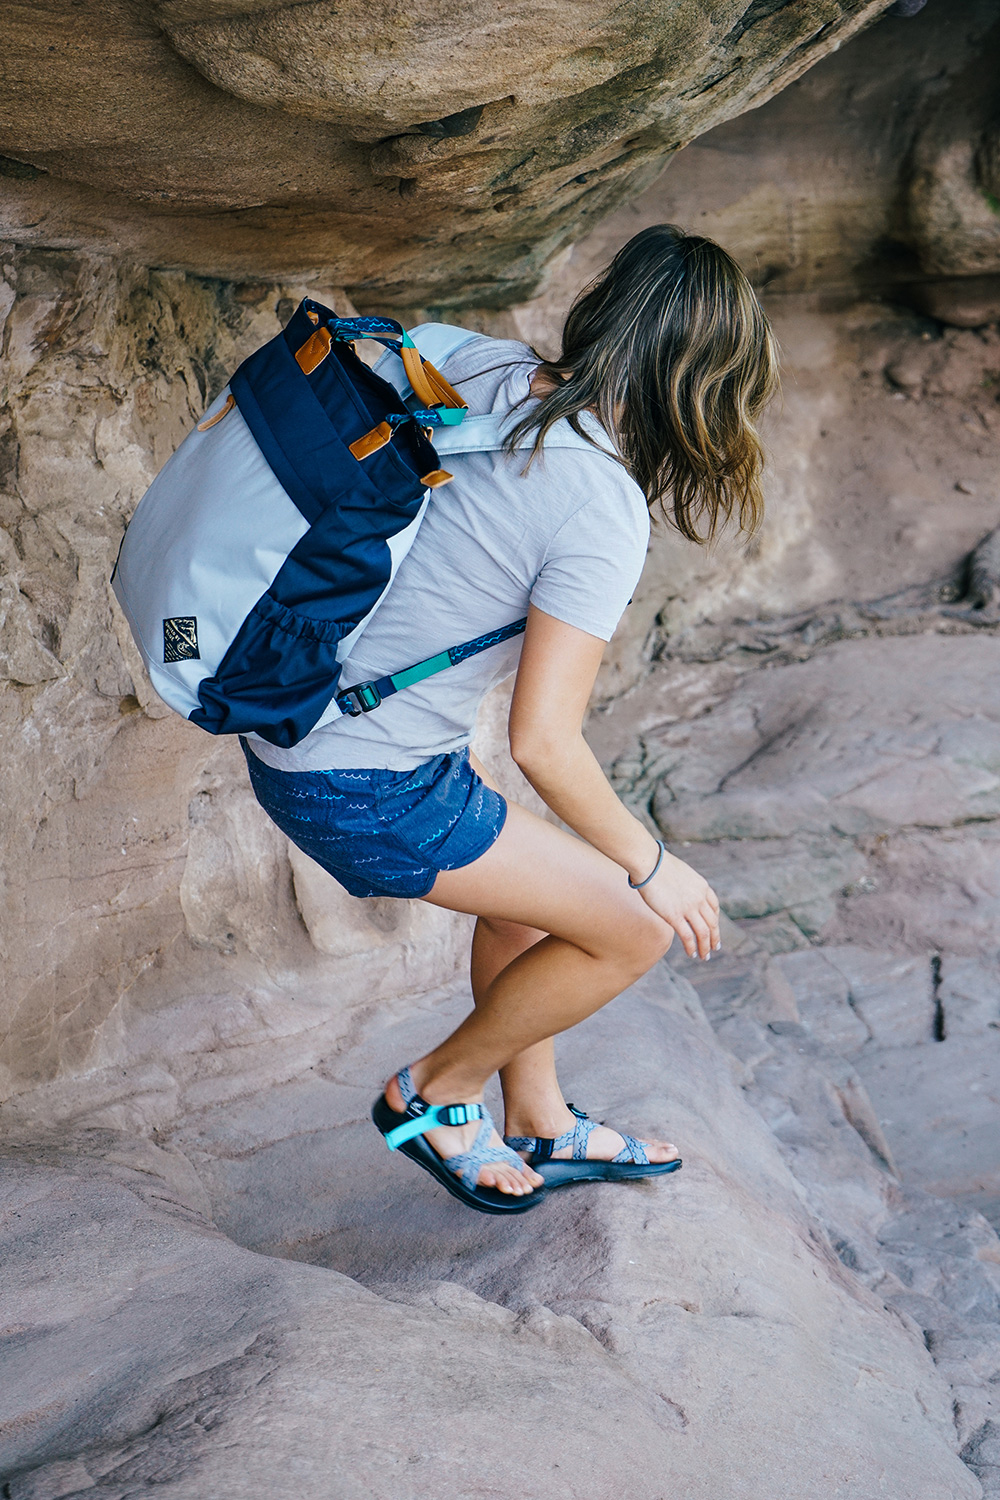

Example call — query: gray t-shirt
[248,334,650,773]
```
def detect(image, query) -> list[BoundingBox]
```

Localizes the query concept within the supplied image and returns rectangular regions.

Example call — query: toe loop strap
[383,1102,484,1151]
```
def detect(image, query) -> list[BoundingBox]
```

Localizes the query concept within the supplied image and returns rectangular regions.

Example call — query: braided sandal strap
[395,1068,529,1191]
[504,1124,575,1157]
[443,1117,530,1192]
[612,1132,651,1165]
[505,1105,653,1165]
[570,1114,597,1160]
[397,1065,419,1107]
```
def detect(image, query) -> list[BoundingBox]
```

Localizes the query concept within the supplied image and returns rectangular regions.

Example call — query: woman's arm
[508,604,720,960]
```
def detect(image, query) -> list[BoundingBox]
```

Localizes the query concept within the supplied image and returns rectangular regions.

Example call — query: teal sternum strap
[335,617,527,718]
[383,1102,485,1151]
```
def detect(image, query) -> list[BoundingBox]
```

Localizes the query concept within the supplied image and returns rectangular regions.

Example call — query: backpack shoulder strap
[382,325,615,458]
[326,328,620,727]
[432,412,602,456]
[407,322,484,370]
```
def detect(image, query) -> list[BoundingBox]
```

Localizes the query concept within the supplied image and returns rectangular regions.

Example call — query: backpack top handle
[298,301,468,427]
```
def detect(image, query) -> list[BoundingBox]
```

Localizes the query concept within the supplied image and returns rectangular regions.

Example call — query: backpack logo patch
[163,616,200,663]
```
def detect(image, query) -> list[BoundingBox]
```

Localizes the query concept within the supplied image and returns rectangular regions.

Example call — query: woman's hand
[634,847,720,961]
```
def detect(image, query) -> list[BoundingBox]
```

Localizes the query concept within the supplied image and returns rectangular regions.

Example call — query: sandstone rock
[909,275,1000,329]
[655,830,867,937]
[1,968,982,1498]
[940,957,1000,1036]
[814,947,936,1049]
[0,1,898,298]
[769,948,870,1054]
[628,613,1000,1487]
[0,1139,688,1500]
[674,934,1000,1494]
[908,49,1000,281]
[967,527,1000,615]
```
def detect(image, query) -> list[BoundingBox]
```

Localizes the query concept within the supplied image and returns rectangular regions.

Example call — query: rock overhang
[0,0,896,304]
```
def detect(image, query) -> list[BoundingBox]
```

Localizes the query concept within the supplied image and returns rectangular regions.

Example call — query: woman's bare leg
[383,799,675,1194]
[469,915,560,1120]
[471,913,678,1164]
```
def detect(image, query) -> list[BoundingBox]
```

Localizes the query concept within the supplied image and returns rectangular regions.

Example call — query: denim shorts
[241,741,507,899]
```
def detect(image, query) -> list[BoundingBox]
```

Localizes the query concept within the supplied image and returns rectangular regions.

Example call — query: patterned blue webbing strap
[315,311,468,427]
[335,618,527,718]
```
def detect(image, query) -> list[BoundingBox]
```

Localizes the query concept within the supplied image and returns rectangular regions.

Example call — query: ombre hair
[506,224,779,542]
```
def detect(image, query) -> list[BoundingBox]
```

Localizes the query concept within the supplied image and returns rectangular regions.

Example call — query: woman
[243,224,779,1215]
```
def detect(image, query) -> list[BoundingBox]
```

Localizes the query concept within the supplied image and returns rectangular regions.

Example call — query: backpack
[111,301,599,747]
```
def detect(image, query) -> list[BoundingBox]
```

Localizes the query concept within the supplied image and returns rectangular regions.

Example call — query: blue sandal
[505,1104,683,1189]
[372,1067,545,1216]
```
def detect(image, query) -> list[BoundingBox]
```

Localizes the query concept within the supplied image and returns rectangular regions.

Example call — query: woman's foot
[385,1072,545,1197]
[504,1102,680,1165]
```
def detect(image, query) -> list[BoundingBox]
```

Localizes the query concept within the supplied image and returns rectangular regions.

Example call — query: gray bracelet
[628,839,665,889]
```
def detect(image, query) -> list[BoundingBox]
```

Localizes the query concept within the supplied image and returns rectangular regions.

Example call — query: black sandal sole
[533,1157,683,1189]
[372,1094,546,1216]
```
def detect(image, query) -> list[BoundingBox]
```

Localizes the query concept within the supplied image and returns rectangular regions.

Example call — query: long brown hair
[505,225,779,542]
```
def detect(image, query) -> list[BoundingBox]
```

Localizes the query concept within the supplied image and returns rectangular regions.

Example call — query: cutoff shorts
[241,740,507,900]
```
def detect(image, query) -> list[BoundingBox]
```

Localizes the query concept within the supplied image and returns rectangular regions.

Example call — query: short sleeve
[530,462,650,641]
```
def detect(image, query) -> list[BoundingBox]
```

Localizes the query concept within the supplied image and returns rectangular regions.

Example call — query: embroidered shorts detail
[241,742,507,900]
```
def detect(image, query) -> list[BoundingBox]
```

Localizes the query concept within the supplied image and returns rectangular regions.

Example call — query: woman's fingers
[687,909,713,961]
[671,917,699,959]
[666,902,719,961]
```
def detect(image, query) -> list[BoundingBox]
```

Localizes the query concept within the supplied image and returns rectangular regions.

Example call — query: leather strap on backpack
[297,302,468,426]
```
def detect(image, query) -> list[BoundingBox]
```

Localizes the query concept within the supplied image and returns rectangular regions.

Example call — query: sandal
[372,1066,546,1216]
[505,1103,683,1189]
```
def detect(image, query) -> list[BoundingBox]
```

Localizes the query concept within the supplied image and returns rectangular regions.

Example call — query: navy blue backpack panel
[112,299,463,748]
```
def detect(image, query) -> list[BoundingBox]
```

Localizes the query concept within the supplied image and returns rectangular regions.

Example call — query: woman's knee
[595,902,673,977]
[632,912,675,974]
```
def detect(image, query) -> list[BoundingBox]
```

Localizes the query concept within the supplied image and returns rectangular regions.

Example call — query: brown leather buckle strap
[348,423,453,487]
[294,308,466,418]
[349,421,393,461]
[197,393,236,431]
[398,345,465,412]
[295,326,333,375]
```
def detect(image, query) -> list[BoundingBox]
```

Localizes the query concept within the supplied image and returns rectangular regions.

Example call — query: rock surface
[602,610,1000,1493]
[0,1,910,301]
[450,0,1000,317]
[1,966,987,1498]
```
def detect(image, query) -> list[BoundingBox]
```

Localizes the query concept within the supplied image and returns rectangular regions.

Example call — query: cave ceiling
[1,0,896,306]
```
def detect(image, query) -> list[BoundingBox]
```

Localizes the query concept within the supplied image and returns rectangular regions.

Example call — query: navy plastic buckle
[338,681,382,717]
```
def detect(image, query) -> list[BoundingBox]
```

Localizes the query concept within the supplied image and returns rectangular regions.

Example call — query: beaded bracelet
[628,839,665,889]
